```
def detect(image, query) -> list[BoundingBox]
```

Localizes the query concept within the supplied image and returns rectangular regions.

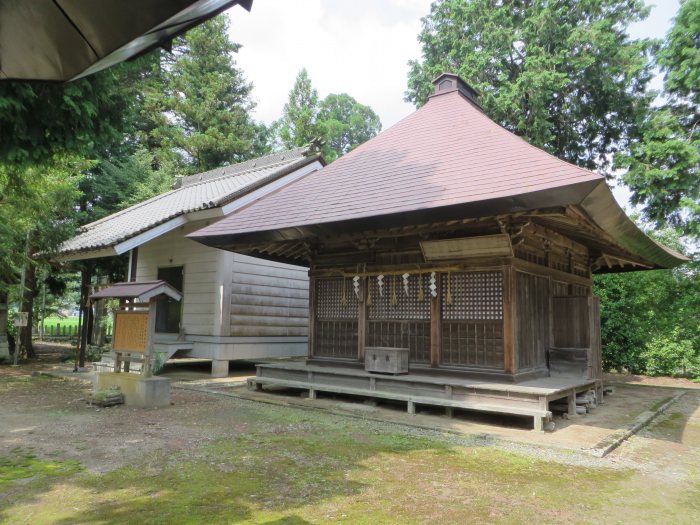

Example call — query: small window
[156,266,183,333]
[438,79,453,91]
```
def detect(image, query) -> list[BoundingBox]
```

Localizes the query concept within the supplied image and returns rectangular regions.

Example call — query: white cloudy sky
[228,0,681,129]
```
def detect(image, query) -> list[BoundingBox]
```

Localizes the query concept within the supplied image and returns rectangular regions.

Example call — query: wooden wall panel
[314,320,358,359]
[367,320,431,363]
[230,253,309,337]
[441,321,503,367]
[551,296,591,349]
[515,271,549,371]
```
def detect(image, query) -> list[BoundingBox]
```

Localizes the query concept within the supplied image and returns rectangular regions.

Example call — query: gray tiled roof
[58,147,316,256]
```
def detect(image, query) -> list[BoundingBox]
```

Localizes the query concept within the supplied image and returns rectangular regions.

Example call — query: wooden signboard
[112,311,149,352]
[14,312,28,327]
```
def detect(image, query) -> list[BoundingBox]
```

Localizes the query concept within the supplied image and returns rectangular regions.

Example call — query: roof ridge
[177,145,311,188]
[80,147,312,232]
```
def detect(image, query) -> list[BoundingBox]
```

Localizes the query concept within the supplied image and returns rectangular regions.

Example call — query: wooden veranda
[250,361,599,431]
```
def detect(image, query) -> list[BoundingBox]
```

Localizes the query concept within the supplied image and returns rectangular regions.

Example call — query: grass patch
[41,316,80,330]
[0,419,632,525]
[1,379,698,524]
[0,452,82,486]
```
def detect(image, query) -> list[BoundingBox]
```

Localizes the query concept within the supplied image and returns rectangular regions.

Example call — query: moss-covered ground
[1,374,699,524]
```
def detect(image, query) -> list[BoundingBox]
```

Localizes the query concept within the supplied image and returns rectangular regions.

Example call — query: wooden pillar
[128,248,139,282]
[144,297,157,378]
[567,390,577,417]
[502,265,516,375]
[357,277,367,362]
[430,273,441,368]
[307,274,316,359]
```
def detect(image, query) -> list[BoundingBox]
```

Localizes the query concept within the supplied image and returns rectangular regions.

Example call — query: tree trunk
[78,263,93,369]
[93,298,106,347]
[0,291,9,359]
[20,262,38,359]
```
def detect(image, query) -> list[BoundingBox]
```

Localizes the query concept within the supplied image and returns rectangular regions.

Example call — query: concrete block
[95,372,170,408]
[211,359,229,378]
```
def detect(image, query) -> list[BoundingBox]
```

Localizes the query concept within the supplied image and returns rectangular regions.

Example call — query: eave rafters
[226,205,657,272]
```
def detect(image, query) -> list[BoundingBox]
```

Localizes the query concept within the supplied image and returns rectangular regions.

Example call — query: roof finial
[430,72,481,107]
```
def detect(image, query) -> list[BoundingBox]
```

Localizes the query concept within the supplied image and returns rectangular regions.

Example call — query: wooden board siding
[551,296,591,348]
[515,271,549,371]
[553,280,591,297]
[230,253,309,338]
[136,223,224,336]
[551,295,602,380]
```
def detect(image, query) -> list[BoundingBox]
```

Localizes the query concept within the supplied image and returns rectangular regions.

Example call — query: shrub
[642,331,700,377]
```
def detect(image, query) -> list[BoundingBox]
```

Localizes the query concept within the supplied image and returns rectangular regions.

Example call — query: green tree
[276,70,382,160]
[164,15,261,172]
[594,230,699,376]
[617,0,700,238]
[277,68,320,149]
[0,56,152,196]
[0,158,86,358]
[317,94,382,161]
[406,0,655,175]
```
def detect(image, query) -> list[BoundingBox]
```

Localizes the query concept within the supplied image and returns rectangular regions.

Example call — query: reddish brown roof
[189,74,687,269]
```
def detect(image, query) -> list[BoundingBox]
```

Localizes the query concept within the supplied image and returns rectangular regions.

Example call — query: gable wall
[136,221,226,336]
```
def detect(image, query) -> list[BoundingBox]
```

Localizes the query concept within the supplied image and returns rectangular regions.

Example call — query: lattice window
[314,319,358,358]
[368,274,430,320]
[315,278,358,319]
[442,271,503,320]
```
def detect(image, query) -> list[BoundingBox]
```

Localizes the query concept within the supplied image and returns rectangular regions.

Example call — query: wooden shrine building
[189,74,688,430]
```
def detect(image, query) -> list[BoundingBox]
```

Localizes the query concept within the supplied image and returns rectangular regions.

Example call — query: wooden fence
[32,324,113,339]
